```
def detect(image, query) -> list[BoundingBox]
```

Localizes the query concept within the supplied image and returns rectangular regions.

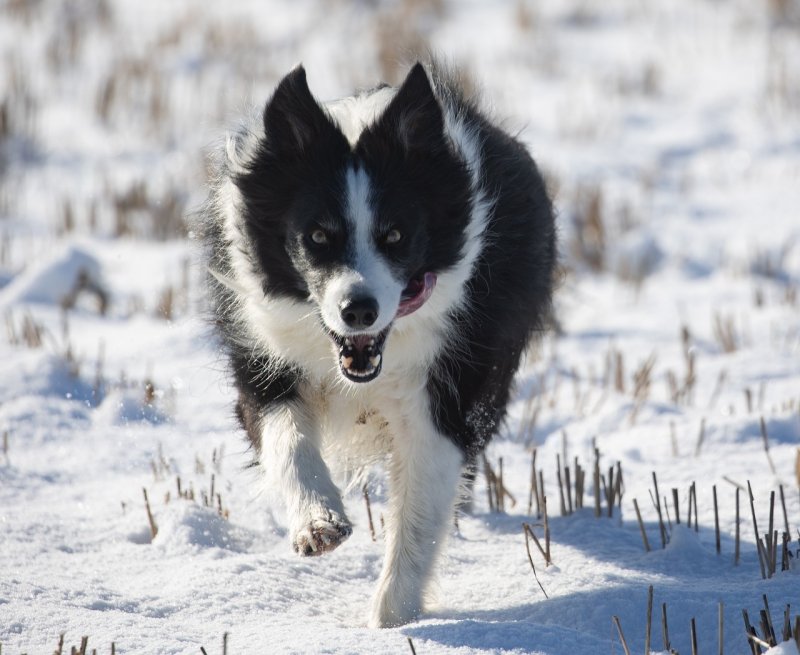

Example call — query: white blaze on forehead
[318,166,404,336]
[325,87,396,146]
[346,165,373,246]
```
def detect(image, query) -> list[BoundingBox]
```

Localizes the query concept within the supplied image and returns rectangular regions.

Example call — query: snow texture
[1,0,799,653]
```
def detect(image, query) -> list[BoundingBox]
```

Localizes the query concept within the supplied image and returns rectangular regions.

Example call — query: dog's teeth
[341,356,353,369]
[369,354,381,367]
[344,338,352,347]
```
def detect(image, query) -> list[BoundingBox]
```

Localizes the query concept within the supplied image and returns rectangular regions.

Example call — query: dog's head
[233,64,472,383]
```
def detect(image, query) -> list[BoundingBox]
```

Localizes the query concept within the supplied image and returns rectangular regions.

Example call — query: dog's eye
[310,229,329,245]
[384,229,402,245]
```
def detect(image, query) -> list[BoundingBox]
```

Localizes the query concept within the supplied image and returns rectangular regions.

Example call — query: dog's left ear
[264,65,341,154]
[380,63,445,155]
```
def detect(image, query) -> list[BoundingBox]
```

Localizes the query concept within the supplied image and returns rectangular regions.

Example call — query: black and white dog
[201,62,555,627]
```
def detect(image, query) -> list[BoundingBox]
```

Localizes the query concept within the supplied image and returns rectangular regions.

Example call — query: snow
[1,0,799,653]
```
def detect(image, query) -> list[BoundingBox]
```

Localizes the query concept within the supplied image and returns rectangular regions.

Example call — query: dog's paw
[292,509,352,557]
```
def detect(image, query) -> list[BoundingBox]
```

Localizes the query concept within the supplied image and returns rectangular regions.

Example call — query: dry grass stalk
[556,454,567,516]
[521,395,540,447]
[782,606,792,643]
[93,340,105,398]
[573,457,585,510]
[708,369,727,409]
[614,350,625,394]
[718,601,724,655]
[611,615,632,655]
[690,617,698,655]
[743,609,763,655]
[713,485,720,554]
[527,448,539,516]
[21,312,44,347]
[2,430,8,463]
[630,352,656,424]
[778,484,789,540]
[694,418,706,457]
[663,495,673,530]
[713,312,739,353]
[144,380,155,406]
[61,268,109,315]
[143,487,158,540]
[768,491,775,564]
[671,488,680,525]
[599,462,623,518]
[407,636,417,655]
[745,388,753,413]
[593,447,601,517]
[646,585,654,655]
[482,453,516,513]
[515,0,536,31]
[667,369,680,405]
[498,457,506,513]
[661,603,672,653]
[538,470,546,521]
[651,472,667,548]
[759,417,778,475]
[723,475,745,491]
[796,447,800,488]
[761,595,777,646]
[565,464,573,513]
[363,485,376,542]
[735,486,741,566]
[156,286,174,321]
[522,523,549,598]
[781,532,791,572]
[543,496,551,564]
[570,184,606,273]
[747,481,767,580]
[483,453,495,512]
[668,325,698,407]
[633,499,650,552]
[374,0,441,85]
[669,421,678,457]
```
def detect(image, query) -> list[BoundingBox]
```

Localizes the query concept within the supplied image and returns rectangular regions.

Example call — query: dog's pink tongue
[396,272,436,319]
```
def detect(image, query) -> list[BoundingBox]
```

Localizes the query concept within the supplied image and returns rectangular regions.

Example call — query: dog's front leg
[261,402,352,556]
[369,421,464,627]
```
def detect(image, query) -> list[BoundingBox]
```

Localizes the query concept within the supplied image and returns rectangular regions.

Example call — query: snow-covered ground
[1,0,799,653]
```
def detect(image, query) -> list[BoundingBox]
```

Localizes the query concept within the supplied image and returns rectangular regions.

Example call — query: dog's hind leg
[369,418,464,628]
[258,402,352,556]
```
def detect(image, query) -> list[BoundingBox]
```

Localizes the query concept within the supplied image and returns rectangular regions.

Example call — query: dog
[200,61,556,627]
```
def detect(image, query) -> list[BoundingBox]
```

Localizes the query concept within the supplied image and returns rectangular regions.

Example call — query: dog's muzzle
[329,273,437,383]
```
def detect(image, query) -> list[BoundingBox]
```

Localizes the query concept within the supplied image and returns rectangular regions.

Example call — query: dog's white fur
[215,84,493,627]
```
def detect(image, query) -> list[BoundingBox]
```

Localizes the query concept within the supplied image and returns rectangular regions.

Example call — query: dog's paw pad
[293,511,352,557]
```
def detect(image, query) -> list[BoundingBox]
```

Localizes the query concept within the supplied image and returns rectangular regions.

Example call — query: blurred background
[1,2,799,652]
[1,0,798,283]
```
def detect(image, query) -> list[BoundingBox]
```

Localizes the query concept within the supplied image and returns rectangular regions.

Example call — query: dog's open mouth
[331,329,389,382]
[330,273,436,383]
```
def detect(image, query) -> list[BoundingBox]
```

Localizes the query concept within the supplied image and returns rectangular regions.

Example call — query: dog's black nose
[340,297,379,329]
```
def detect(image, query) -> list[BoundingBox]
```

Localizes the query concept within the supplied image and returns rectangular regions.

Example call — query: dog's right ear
[264,66,338,154]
